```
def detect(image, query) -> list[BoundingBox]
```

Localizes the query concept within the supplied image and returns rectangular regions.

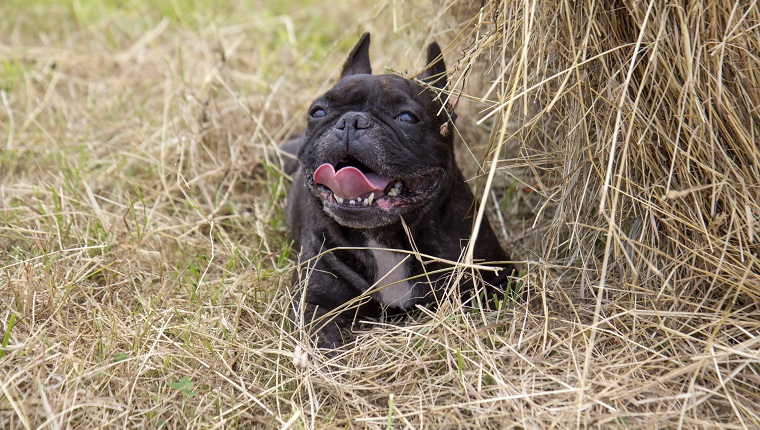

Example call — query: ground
[2,0,759,429]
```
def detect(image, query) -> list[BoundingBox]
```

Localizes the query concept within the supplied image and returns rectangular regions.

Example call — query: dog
[283,33,516,349]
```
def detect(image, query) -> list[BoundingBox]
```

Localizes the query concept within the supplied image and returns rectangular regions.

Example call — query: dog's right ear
[419,41,447,90]
[341,33,372,77]
[419,42,456,125]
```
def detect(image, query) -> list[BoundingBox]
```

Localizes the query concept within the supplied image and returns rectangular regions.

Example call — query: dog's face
[297,34,457,229]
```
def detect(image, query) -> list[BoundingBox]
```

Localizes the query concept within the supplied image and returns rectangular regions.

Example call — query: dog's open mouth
[311,158,439,211]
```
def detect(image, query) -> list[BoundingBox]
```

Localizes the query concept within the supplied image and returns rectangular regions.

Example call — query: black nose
[336,112,372,130]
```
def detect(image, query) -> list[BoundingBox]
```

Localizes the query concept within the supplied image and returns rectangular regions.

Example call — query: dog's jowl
[284,33,516,349]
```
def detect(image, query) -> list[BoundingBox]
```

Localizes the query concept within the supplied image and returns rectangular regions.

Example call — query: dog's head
[298,33,457,229]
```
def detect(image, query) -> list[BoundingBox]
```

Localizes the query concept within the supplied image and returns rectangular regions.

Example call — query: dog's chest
[367,240,414,309]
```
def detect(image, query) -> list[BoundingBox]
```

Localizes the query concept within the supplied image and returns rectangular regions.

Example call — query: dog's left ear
[419,42,447,90]
[341,33,372,77]
[419,42,456,125]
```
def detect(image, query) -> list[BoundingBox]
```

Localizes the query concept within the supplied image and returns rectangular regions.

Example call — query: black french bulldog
[284,33,516,349]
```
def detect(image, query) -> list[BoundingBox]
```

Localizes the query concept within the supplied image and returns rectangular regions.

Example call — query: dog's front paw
[314,320,346,350]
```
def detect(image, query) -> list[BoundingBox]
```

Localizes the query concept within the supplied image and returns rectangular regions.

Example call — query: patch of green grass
[169,375,196,397]
[0,313,16,360]
[0,57,30,91]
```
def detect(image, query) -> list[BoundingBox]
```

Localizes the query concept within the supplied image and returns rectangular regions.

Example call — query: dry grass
[1,0,759,428]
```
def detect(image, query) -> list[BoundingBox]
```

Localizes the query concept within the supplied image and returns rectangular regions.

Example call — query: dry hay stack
[448,0,760,424]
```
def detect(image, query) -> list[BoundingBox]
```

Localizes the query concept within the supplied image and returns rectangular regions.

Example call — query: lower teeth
[332,187,398,206]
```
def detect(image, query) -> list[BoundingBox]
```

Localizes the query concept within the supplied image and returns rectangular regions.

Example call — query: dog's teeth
[349,199,356,205]
[362,199,369,206]
[387,181,403,197]
[356,197,362,202]
[367,193,375,205]
[335,196,344,204]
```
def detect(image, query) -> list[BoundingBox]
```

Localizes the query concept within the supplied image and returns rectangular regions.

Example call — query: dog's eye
[310,108,326,118]
[396,112,419,123]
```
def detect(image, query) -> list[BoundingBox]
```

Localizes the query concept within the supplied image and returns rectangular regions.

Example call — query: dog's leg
[291,301,347,350]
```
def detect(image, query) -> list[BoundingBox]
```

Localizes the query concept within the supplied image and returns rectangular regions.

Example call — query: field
[1,0,759,428]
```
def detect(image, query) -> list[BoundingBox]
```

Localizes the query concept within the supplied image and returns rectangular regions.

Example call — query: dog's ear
[420,42,456,124]
[419,42,447,90]
[341,33,372,77]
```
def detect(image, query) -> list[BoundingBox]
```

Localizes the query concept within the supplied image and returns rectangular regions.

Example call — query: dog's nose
[336,112,372,130]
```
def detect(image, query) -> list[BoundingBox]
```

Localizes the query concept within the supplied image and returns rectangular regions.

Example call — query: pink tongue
[313,163,391,200]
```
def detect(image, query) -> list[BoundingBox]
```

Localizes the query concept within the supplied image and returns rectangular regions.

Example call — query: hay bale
[446,0,760,424]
